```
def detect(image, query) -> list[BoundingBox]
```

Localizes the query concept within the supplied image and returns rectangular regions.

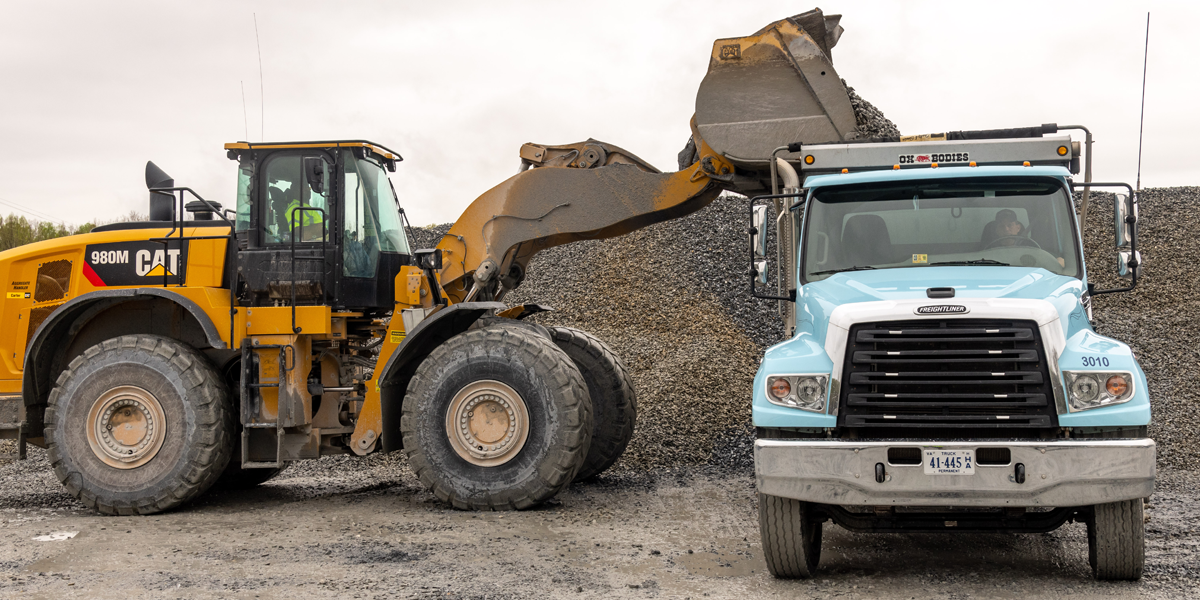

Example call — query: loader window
[802,177,1081,282]
[341,150,409,278]
[235,159,253,232]
[261,154,330,244]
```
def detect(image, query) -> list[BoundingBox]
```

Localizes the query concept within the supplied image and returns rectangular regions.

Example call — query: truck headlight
[765,375,827,412]
[1064,371,1134,411]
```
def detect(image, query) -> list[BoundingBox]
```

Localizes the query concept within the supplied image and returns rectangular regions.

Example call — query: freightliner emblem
[915,305,969,315]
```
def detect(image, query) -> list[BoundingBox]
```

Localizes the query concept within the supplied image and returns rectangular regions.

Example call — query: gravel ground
[1,445,1197,599]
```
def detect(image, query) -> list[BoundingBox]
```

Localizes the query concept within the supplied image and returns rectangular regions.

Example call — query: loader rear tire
[759,493,822,578]
[44,335,234,515]
[1088,498,1145,580]
[401,326,592,510]
[548,327,636,481]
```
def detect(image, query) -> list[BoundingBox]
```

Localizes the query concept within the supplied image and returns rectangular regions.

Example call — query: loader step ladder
[240,341,292,469]
[0,395,27,461]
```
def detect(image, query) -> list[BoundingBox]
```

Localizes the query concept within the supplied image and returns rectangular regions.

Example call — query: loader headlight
[765,374,827,413]
[1064,371,1134,411]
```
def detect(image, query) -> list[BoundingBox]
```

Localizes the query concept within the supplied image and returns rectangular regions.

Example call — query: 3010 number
[1080,356,1110,367]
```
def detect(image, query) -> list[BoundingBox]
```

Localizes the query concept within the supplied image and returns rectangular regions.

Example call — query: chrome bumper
[755,439,1155,507]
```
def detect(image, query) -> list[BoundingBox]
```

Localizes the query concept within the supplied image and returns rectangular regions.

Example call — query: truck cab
[748,130,1153,580]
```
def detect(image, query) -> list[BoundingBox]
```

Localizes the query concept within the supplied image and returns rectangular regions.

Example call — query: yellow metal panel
[184,238,227,288]
[223,141,400,161]
[245,306,331,335]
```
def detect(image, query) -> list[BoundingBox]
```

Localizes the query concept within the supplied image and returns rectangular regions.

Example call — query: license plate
[923,449,975,475]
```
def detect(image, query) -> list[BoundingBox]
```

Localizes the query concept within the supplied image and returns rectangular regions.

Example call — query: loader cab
[227,140,412,312]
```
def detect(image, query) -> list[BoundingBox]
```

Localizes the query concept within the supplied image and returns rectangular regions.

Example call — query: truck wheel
[401,326,592,510]
[759,493,822,578]
[1088,498,1145,580]
[548,327,636,481]
[44,335,234,515]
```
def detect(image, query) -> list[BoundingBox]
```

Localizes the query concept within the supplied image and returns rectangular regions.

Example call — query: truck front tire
[44,335,234,515]
[401,326,592,510]
[759,493,822,578]
[548,326,636,482]
[1088,498,1145,580]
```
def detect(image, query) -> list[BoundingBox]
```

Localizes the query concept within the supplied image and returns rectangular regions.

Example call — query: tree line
[0,211,147,253]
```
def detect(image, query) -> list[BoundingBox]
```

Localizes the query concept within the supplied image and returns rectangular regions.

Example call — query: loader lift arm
[434,120,735,303]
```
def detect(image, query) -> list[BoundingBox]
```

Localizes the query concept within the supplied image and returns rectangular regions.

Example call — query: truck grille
[839,319,1057,438]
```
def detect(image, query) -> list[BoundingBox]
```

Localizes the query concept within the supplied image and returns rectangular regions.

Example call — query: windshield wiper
[810,265,878,276]
[929,259,1013,266]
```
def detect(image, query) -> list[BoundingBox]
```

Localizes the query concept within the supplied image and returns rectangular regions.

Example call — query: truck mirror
[755,259,769,285]
[1118,250,1142,280]
[751,205,769,258]
[304,157,326,195]
[1114,193,1136,249]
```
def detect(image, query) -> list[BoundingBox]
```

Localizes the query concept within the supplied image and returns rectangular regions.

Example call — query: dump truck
[740,103,1153,581]
[0,8,867,516]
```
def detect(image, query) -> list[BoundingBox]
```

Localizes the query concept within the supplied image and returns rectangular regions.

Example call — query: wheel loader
[0,8,860,514]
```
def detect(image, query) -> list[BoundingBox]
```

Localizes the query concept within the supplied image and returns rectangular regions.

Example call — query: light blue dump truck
[746,127,1152,580]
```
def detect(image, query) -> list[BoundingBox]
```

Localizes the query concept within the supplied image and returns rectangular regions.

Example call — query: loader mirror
[1114,193,1136,250]
[304,157,326,195]
[751,205,769,258]
[415,249,442,271]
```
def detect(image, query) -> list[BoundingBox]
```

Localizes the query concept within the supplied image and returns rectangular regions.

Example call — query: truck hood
[796,266,1087,343]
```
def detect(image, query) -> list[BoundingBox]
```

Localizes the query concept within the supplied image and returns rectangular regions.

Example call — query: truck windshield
[802,177,1081,282]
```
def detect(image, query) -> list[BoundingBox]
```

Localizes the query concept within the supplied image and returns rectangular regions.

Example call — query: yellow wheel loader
[0,9,857,513]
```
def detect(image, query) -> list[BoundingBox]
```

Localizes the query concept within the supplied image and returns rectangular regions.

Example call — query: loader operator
[267,180,325,243]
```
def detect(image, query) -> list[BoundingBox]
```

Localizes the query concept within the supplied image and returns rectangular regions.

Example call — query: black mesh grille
[839,318,1058,438]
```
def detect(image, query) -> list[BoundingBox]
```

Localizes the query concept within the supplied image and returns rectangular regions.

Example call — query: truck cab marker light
[841,168,849,174]
[969,161,977,167]
[893,164,900,170]
[1057,145,1069,156]
[1023,161,1032,167]
[931,162,939,168]
[804,155,815,165]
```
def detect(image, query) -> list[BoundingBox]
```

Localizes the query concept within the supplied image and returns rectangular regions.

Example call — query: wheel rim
[85,385,168,469]
[445,380,530,467]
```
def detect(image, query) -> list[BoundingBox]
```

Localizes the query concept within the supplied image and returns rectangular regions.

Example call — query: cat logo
[83,241,189,287]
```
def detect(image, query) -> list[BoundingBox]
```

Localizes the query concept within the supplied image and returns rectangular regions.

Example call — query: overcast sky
[1,0,1195,227]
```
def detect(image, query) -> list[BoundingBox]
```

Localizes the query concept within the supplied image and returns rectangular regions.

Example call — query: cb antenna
[1135,12,1150,192]
[254,13,265,141]
[240,80,249,140]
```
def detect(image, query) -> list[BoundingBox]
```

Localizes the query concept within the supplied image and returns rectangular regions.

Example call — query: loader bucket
[695,8,857,164]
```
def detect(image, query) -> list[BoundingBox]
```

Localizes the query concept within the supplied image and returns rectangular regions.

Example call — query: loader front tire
[44,335,234,515]
[401,326,592,510]
[548,327,636,481]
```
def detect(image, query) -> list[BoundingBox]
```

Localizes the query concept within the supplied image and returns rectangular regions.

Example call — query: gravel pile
[1078,188,1200,470]
[845,81,901,139]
